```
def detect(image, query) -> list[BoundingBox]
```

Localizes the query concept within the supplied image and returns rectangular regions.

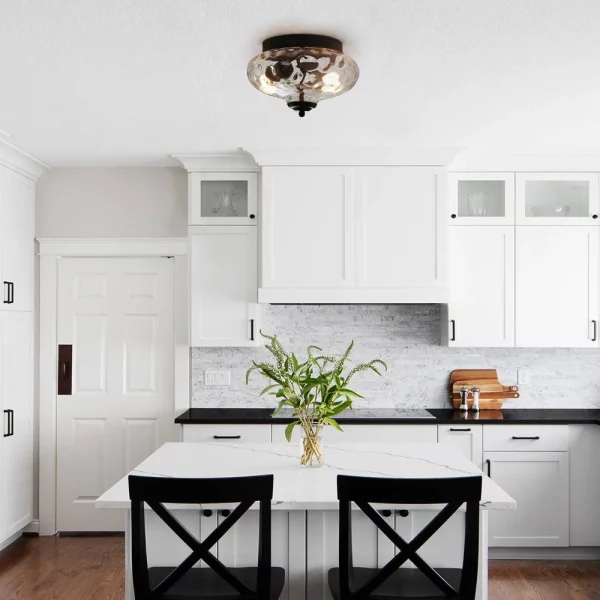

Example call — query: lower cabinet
[437,425,483,470]
[484,451,569,547]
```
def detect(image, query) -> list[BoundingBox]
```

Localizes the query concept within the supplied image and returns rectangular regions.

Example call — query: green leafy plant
[246,331,387,465]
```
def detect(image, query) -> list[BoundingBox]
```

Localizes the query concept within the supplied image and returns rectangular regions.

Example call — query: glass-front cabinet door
[516,173,599,225]
[448,173,515,225]
[189,173,258,225]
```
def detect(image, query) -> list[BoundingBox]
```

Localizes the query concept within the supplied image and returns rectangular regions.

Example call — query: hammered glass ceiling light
[247,34,359,117]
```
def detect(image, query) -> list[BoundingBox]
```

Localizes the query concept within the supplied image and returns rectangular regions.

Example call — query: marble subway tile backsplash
[191,305,600,409]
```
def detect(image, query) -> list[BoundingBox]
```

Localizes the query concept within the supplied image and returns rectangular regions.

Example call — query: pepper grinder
[471,387,481,413]
[459,387,470,412]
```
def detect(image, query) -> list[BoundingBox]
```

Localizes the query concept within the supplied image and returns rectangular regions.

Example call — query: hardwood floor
[1,536,600,599]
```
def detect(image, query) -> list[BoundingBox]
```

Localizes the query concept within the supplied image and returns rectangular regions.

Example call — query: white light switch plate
[205,370,231,386]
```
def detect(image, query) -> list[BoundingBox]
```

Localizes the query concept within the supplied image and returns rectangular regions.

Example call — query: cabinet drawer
[182,424,271,443]
[483,425,568,452]
[271,424,437,444]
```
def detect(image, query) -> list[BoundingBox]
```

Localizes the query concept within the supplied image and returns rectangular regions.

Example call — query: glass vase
[300,432,323,467]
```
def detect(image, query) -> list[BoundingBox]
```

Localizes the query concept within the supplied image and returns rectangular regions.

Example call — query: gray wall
[192,304,600,409]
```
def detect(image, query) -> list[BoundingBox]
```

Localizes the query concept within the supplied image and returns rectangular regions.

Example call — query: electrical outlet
[517,367,530,386]
[204,370,231,386]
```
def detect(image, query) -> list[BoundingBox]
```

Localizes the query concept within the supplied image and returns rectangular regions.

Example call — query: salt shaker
[471,387,481,413]
[459,387,469,412]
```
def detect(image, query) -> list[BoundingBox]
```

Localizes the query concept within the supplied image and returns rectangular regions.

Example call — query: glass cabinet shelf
[449,173,515,225]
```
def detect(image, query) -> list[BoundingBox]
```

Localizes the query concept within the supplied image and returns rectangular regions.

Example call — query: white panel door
[0,166,34,312]
[448,226,515,347]
[1,312,34,540]
[189,226,258,347]
[438,425,483,470]
[355,167,447,290]
[516,226,599,347]
[56,258,177,531]
[484,451,569,547]
[261,167,354,289]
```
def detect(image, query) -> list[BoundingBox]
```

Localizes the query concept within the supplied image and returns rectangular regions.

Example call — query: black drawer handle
[511,436,540,440]
[213,435,241,440]
[397,509,409,518]
[450,319,456,342]
[202,510,213,517]
[486,459,491,477]
[378,509,392,518]
[3,409,13,437]
[220,509,231,517]
[449,428,471,432]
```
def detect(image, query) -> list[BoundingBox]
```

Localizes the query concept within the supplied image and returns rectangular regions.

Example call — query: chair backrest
[129,474,274,600]
[336,475,483,600]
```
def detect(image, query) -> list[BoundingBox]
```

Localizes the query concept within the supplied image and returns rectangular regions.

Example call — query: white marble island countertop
[96,442,515,511]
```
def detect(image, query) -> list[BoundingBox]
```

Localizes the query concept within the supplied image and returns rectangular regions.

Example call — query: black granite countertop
[175,407,600,426]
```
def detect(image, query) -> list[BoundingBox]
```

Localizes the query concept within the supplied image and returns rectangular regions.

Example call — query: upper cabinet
[448,173,515,226]
[516,173,599,225]
[189,173,258,226]
[0,165,35,312]
[259,166,448,304]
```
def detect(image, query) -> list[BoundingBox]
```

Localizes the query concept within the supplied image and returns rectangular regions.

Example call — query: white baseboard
[23,520,39,534]
[0,532,24,553]
[490,547,600,560]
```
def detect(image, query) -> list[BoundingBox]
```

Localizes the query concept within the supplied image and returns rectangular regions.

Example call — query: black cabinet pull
[250,319,255,341]
[3,281,13,305]
[450,320,456,342]
[379,509,392,518]
[249,214,256,220]
[451,213,457,219]
[397,509,409,518]
[3,409,13,437]
[486,459,491,477]
[202,509,213,517]
[592,320,597,342]
[449,428,471,432]
[213,435,241,440]
[512,436,540,440]
[220,509,231,517]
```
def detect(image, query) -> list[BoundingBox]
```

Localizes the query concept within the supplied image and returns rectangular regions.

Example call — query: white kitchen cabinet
[568,425,600,546]
[354,167,447,292]
[0,312,34,541]
[484,451,569,547]
[448,173,515,225]
[516,226,599,348]
[446,226,515,347]
[260,166,355,292]
[259,166,448,303]
[189,226,259,347]
[516,173,599,225]
[0,166,35,312]
[438,425,483,470]
[189,173,258,226]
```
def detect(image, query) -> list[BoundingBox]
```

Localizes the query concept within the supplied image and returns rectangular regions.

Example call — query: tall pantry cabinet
[0,144,40,547]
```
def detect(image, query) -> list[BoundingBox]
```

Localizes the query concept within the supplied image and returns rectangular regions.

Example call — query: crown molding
[172,151,259,173]
[244,146,462,167]
[449,150,600,172]
[0,139,48,181]
[37,237,187,256]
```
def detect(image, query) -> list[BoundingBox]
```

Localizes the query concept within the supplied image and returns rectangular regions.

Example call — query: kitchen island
[96,441,515,600]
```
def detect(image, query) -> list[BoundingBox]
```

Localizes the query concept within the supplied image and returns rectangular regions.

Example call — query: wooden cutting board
[450,369,519,410]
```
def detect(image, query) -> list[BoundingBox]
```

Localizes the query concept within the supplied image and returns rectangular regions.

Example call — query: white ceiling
[2,0,600,166]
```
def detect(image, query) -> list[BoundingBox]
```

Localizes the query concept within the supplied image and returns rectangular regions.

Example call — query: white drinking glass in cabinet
[448,173,515,225]
[516,173,599,225]
[189,173,258,225]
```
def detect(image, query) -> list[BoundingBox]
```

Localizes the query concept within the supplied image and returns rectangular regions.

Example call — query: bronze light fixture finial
[247,33,359,117]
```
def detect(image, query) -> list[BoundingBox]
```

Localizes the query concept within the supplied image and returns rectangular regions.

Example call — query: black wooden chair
[328,475,483,600]
[128,474,285,600]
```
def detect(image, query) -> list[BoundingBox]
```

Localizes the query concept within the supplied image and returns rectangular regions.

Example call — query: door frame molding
[37,237,188,535]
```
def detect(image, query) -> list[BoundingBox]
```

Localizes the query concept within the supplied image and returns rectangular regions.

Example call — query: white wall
[36,167,187,237]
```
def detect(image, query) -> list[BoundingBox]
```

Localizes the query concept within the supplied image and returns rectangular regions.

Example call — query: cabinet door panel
[438,425,483,470]
[448,226,515,347]
[1,313,34,540]
[355,167,446,289]
[261,167,354,289]
[0,167,34,312]
[190,226,258,347]
[516,226,599,348]
[484,451,569,547]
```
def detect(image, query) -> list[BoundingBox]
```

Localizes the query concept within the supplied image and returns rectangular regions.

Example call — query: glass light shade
[247,34,359,117]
